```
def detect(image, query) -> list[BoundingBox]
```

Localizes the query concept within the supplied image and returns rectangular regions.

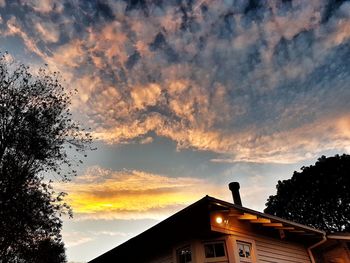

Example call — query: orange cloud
[10,1,350,165]
[55,167,225,220]
[48,40,85,68]
[212,114,350,164]
[34,22,60,43]
[21,0,63,13]
[6,17,45,58]
[131,83,162,110]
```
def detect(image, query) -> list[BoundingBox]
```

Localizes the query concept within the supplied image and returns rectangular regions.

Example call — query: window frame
[231,236,257,263]
[236,241,253,262]
[176,244,193,263]
[203,240,228,262]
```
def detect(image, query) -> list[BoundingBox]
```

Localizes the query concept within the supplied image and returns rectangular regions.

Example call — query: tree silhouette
[265,154,350,233]
[20,238,66,263]
[0,53,92,262]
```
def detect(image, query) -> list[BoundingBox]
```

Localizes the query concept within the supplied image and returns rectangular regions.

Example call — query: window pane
[244,245,251,258]
[204,244,215,258]
[214,243,225,257]
[177,246,192,263]
[238,244,245,258]
[237,241,252,260]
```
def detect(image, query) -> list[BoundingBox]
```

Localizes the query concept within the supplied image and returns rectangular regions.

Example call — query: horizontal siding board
[257,251,310,262]
[258,254,310,263]
[255,239,307,253]
[256,246,310,260]
[256,242,309,257]
[226,228,312,263]
[148,254,173,263]
[255,239,311,263]
[230,230,309,254]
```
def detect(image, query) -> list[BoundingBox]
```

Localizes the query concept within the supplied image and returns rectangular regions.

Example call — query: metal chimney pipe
[229,182,242,206]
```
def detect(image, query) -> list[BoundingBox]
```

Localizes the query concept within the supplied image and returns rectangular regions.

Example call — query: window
[233,237,256,263]
[237,241,252,262]
[204,242,226,258]
[177,246,192,263]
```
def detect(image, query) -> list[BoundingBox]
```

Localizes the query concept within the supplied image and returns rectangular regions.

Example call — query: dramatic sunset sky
[1,0,350,262]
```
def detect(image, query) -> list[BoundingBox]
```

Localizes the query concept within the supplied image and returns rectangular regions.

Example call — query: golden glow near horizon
[55,166,225,220]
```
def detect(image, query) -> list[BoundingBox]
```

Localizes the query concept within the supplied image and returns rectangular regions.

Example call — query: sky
[0,0,350,262]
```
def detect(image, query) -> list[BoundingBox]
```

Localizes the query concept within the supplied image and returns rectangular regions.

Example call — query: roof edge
[327,234,350,240]
[206,195,326,235]
[89,196,212,262]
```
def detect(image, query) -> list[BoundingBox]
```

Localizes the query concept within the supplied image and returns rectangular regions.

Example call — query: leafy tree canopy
[0,53,92,262]
[265,154,350,233]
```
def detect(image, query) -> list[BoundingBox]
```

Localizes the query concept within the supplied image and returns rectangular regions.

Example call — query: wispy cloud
[5,16,45,58]
[62,229,131,249]
[20,0,64,13]
[63,231,93,248]
[55,166,224,220]
[34,21,60,43]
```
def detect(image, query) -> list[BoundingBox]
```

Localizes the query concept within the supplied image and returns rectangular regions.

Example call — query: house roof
[206,195,325,235]
[89,195,326,262]
[327,233,350,240]
[89,196,213,262]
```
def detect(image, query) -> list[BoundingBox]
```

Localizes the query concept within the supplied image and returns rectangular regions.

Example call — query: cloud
[3,0,350,163]
[34,21,60,43]
[87,231,130,237]
[55,166,225,220]
[216,113,350,163]
[48,40,85,68]
[131,83,162,110]
[62,229,130,248]
[63,231,93,248]
[20,0,63,13]
[5,16,46,58]
[139,136,153,144]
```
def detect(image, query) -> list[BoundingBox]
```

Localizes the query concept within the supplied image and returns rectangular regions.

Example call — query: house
[89,182,350,263]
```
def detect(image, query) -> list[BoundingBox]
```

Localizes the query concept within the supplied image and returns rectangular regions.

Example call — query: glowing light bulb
[216,216,223,224]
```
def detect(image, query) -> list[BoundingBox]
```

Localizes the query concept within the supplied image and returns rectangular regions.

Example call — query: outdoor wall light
[216,216,223,224]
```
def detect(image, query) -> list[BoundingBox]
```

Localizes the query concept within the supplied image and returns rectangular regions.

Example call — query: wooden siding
[210,210,313,263]
[320,241,350,263]
[218,229,312,263]
[147,253,173,263]
[145,234,312,263]
[255,238,311,263]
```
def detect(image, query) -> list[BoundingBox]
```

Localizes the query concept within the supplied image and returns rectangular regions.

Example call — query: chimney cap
[229,182,240,191]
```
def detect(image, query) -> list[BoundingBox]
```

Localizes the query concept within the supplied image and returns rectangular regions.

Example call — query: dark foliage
[265,154,350,233]
[21,238,66,263]
[0,53,92,262]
